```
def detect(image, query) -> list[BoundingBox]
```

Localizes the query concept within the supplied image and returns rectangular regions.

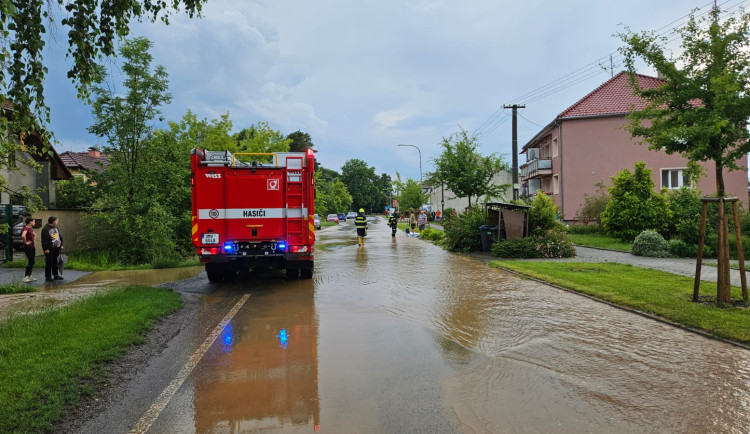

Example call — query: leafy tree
[600,161,671,241]
[317,167,341,182]
[54,177,101,209]
[314,172,352,217]
[378,173,393,210]
[287,130,314,152]
[340,159,380,212]
[83,37,188,263]
[391,172,427,212]
[429,128,509,207]
[0,0,204,126]
[619,5,750,304]
[234,122,291,155]
[182,110,235,151]
[0,0,204,218]
[88,37,171,202]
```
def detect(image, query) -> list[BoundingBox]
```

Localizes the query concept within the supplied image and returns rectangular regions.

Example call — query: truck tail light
[201,247,219,255]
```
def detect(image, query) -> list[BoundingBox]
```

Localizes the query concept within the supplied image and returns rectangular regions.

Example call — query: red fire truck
[190,148,316,282]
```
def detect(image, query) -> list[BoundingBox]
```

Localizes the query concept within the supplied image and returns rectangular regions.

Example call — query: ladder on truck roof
[285,155,306,246]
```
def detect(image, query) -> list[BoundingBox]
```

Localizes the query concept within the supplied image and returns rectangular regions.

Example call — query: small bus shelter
[483,202,531,242]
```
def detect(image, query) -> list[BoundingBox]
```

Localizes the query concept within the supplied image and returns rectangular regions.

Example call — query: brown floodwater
[98,220,750,432]
[0,266,204,319]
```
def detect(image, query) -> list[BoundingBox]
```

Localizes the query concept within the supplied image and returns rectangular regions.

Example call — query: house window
[553,175,559,194]
[552,138,559,158]
[661,168,689,189]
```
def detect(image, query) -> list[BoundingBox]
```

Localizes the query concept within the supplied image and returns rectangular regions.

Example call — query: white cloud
[45,0,705,177]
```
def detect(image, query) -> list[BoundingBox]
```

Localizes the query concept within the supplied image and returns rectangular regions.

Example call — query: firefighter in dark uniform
[388,210,399,237]
[355,208,367,246]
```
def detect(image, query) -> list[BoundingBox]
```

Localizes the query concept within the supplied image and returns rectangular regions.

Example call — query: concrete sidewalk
[0,261,90,287]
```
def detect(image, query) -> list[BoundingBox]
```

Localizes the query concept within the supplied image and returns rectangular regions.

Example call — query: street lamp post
[397,144,422,184]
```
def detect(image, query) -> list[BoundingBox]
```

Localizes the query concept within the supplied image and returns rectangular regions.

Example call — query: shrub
[442,206,486,252]
[536,228,576,258]
[666,187,703,245]
[576,181,609,224]
[491,237,540,258]
[667,238,698,258]
[491,228,576,259]
[600,161,671,241]
[631,230,670,257]
[528,192,559,234]
[420,227,444,242]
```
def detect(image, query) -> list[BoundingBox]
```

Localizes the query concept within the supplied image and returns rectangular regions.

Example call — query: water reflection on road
[172,218,750,433]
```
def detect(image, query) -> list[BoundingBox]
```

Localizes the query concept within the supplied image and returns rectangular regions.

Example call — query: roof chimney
[87,146,101,158]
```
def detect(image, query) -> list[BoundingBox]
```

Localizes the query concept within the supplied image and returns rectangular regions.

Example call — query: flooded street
[80,218,750,433]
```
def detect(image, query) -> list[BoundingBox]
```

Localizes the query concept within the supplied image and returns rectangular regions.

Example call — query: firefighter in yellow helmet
[355,208,367,246]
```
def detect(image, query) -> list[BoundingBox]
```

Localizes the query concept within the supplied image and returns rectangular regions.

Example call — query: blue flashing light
[277,328,289,349]
[224,242,234,253]
[277,242,286,251]
[220,324,234,353]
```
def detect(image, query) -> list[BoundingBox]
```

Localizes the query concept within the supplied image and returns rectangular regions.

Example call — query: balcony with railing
[520,158,552,181]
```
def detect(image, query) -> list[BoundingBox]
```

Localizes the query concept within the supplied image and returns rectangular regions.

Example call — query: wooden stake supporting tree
[693,197,748,307]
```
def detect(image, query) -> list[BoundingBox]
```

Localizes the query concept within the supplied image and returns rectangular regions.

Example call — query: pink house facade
[520,72,749,222]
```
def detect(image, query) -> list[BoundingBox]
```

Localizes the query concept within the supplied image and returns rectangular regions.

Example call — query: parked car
[346,211,357,220]
[314,214,321,229]
[326,214,339,223]
[12,221,24,250]
[338,213,347,222]
[0,204,30,225]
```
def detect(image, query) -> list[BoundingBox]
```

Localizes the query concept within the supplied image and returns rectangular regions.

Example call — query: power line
[472,0,748,138]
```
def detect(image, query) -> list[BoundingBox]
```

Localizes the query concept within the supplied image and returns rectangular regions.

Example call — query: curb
[491,264,750,352]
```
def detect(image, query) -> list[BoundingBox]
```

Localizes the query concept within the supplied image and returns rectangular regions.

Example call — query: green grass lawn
[490,261,750,343]
[0,280,35,295]
[4,250,200,272]
[569,233,633,251]
[0,285,181,432]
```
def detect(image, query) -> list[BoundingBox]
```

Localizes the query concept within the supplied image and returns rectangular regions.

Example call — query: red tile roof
[60,151,109,172]
[557,71,665,118]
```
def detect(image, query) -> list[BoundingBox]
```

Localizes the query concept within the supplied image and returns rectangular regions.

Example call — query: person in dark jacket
[354,208,367,246]
[388,211,398,237]
[41,216,64,282]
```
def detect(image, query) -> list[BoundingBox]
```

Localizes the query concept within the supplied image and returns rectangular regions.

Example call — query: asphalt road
[55,219,750,433]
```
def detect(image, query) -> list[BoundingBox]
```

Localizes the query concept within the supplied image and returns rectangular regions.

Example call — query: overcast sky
[42,0,733,181]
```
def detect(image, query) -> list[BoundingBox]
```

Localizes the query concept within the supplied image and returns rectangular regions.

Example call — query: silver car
[314,214,321,229]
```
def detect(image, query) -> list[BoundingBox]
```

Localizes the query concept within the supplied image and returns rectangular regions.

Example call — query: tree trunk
[715,160,731,306]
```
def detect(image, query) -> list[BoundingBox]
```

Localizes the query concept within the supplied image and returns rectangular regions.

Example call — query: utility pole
[503,104,525,200]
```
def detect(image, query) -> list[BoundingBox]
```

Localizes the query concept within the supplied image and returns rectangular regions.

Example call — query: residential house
[428,171,513,215]
[0,101,73,207]
[60,146,109,181]
[520,71,749,222]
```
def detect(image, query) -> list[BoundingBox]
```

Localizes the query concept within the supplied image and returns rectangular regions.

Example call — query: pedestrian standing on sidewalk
[21,218,37,283]
[41,216,64,282]
[418,210,428,232]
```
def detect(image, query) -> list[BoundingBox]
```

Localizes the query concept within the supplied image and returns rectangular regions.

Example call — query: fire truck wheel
[300,267,313,279]
[205,263,223,283]
[286,268,299,279]
[223,269,238,282]
[206,269,223,283]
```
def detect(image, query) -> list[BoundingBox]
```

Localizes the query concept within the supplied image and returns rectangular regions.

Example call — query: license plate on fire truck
[202,233,219,244]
